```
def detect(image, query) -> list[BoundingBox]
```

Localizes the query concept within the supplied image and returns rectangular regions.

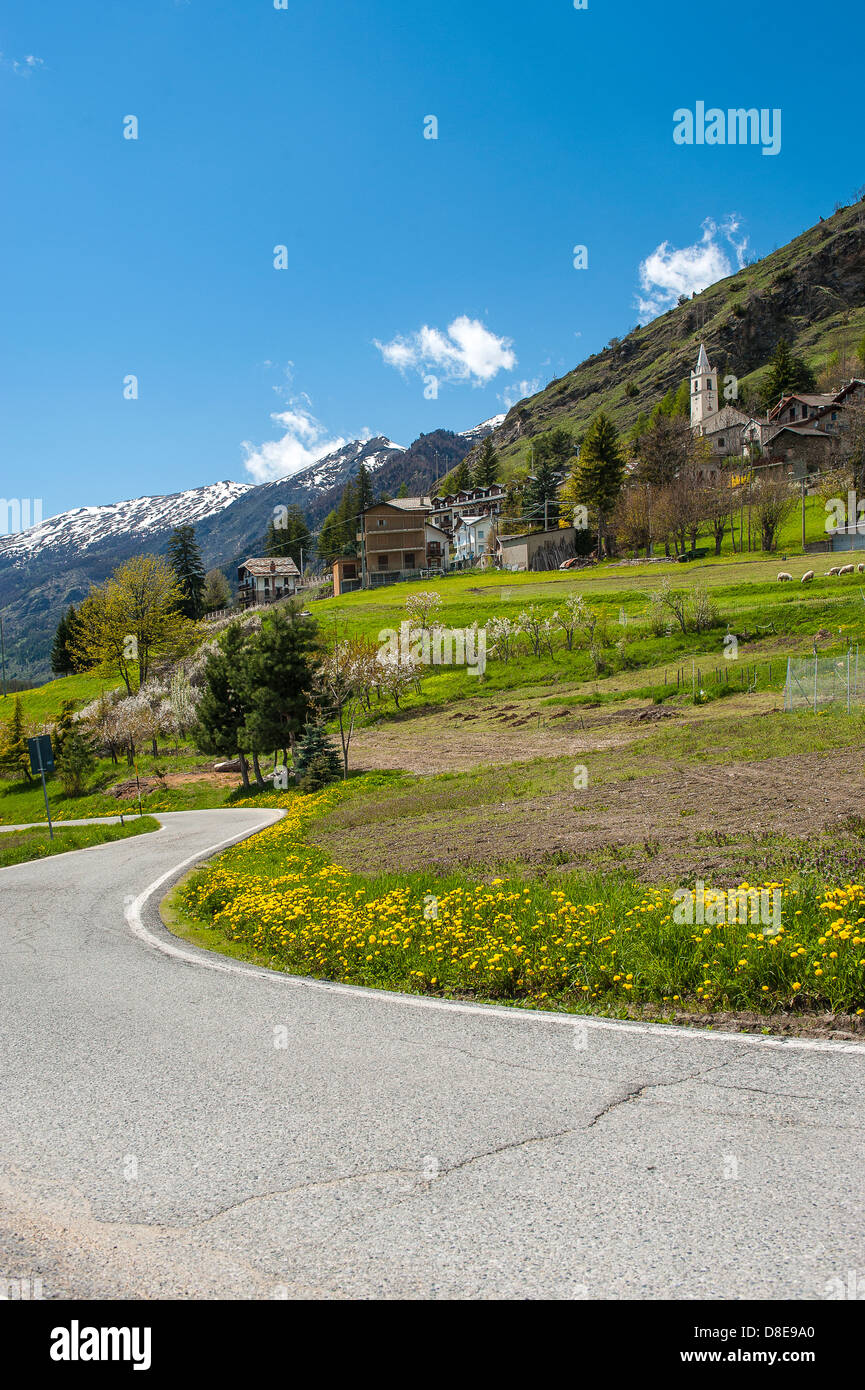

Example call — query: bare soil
[316,747,865,883]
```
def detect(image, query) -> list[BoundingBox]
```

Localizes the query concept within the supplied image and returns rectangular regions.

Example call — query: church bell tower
[690,343,718,432]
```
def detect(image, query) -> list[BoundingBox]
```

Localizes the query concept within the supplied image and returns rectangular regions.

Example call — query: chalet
[357,498,450,586]
[237,556,300,608]
[430,484,505,537]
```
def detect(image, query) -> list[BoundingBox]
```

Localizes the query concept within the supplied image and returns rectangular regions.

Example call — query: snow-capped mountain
[0,480,251,562]
[460,414,506,443]
[257,435,406,503]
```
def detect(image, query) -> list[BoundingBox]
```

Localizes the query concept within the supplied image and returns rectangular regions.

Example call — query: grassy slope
[0,673,120,726]
[0,816,160,868]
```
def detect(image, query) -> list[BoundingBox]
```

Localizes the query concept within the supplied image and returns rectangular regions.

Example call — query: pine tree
[0,697,32,783]
[761,339,816,411]
[450,458,472,493]
[166,525,206,620]
[51,605,80,676]
[264,505,311,569]
[335,480,361,555]
[473,437,499,488]
[524,457,563,527]
[239,606,318,769]
[191,623,254,789]
[317,509,344,567]
[293,720,342,791]
[56,724,95,796]
[571,412,626,558]
[355,462,374,511]
[53,699,77,759]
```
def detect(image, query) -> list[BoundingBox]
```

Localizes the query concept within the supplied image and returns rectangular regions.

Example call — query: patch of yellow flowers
[177,792,865,1015]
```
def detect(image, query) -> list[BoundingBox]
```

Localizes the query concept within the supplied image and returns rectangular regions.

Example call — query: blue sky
[1,0,863,517]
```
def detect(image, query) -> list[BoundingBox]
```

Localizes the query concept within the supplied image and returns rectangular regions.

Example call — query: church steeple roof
[695,343,712,373]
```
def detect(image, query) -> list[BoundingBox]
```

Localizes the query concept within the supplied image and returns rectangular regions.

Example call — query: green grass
[0,816,160,868]
[0,759,233,826]
[0,674,121,727]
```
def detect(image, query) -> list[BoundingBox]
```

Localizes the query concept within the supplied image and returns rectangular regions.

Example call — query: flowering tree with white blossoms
[404,590,442,631]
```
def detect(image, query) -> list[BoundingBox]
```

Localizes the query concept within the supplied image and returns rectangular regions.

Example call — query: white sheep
[859,563,865,574]
[839,563,855,576]
[801,570,814,583]
[827,566,841,576]
[777,571,792,581]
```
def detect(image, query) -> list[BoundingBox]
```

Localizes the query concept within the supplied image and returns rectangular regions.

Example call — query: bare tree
[750,471,798,551]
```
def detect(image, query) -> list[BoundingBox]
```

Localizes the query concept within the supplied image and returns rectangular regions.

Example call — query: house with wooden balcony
[237,556,301,607]
[357,498,450,586]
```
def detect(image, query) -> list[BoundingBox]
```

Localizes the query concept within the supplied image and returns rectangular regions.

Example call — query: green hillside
[470,198,865,480]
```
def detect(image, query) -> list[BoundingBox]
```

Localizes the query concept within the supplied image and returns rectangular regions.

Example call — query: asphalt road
[1,808,863,1300]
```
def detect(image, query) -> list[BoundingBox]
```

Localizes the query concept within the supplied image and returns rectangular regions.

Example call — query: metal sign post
[27,735,55,840]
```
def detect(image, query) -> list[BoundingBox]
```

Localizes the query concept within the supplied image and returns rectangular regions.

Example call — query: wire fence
[784,648,863,713]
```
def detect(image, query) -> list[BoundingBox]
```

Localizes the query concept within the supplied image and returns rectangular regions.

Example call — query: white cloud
[375,315,516,387]
[241,405,349,483]
[498,377,541,410]
[1,52,44,76]
[636,216,749,322]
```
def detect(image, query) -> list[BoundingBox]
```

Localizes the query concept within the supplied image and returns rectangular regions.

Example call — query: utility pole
[801,477,807,551]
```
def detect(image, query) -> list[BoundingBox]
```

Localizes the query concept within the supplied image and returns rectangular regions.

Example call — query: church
[689,343,865,480]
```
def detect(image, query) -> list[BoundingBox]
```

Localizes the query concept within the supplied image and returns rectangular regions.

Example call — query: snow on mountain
[272,436,407,495]
[0,480,252,563]
[459,414,506,442]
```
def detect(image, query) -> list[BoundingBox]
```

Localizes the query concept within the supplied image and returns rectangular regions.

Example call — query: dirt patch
[316,747,865,883]
[350,702,658,774]
[107,771,240,798]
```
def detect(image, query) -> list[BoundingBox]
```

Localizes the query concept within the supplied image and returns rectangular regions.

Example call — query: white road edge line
[126,811,865,1056]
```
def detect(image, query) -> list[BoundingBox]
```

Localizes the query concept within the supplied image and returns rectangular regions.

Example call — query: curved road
[1,808,863,1300]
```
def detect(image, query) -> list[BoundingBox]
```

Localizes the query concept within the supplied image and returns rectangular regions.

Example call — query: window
[477,530,485,541]
[377,517,387,528]
[378,555,389,569]
[404,553,415,569]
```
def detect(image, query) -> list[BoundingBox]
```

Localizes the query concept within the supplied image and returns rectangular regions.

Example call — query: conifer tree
[56,724,95,796]
[473,437,499,488]
[51,605,80,676]
[524,457,563,526]
[167,526,206,620]
[239,606,318,768]
[760,339,816,411]
[571,412,626,558]
[355,462,374,511]
[450,458,472,493]
[264,505,311,569]
[53,699,77,759]
[192,623,254,789]
[293,720,342,791]
[0,697,32,783]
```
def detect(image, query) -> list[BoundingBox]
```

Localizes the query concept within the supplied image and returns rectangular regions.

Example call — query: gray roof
[239,556,300,577]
